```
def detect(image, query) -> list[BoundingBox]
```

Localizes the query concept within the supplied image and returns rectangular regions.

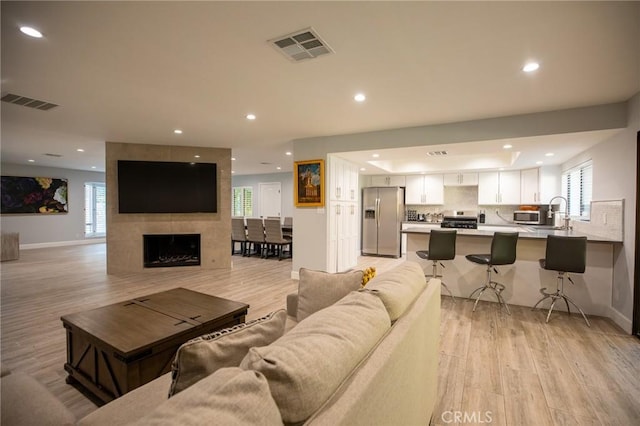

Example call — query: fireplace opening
[143,234,201,268]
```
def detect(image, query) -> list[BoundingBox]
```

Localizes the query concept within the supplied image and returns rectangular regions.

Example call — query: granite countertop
[401,223,622,243]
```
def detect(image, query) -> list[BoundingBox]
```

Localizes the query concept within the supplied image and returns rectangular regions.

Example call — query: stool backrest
[543,235,587,273]
[428,230,457,260]
[490,232,519,265]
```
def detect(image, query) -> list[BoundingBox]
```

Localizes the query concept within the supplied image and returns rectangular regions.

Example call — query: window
[85,182,106,236]
[232,186,253,217]
[561,160,592,220]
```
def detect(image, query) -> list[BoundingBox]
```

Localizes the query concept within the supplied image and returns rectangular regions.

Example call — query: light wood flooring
[1,244,639,425]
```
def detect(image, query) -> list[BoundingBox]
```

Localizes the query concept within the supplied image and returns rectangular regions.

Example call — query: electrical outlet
[602,212,607,224]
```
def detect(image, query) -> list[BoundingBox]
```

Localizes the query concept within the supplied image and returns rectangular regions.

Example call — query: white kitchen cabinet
[520,168,540,204]
[520,166,561,205]
[478,171,520,205]
[405,174,444,205]
[370,175,406,187]
[327,155,359,273]
[443,172,479,186]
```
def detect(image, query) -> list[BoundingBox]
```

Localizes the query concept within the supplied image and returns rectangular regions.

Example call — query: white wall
[561,93,639,332]
[0,163,105,245]
[231,172,294,218]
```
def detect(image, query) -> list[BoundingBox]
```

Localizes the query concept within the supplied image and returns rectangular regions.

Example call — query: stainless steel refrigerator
[362,187,405,257]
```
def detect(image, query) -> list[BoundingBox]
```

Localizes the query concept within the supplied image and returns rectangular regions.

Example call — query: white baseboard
[21,238,106,250]
[609,306,633,334]
[290,270,299,280]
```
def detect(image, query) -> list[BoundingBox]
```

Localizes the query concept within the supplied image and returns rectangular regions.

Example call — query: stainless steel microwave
[513,210,545,224]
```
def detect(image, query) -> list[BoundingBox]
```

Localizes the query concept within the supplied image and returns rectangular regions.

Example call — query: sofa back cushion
[133,367,282,425]
[169,309,287,396]
[296,268,363,321]
[240,290,391,424]
[364,261,426,321]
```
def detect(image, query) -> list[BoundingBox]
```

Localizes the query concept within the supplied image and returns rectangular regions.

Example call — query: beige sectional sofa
[2,261,441,425]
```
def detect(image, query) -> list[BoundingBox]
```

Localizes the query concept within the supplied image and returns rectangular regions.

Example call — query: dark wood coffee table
[61,288,249,404]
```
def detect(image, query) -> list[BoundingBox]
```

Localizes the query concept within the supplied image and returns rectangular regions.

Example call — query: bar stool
[416,230,457,301]
[533,235,590,326]
[466,232,519,314]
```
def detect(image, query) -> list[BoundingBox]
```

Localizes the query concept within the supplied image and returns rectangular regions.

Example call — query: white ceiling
[1,1,639,175]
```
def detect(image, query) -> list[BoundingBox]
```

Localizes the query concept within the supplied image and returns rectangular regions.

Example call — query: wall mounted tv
[117,160,217,214]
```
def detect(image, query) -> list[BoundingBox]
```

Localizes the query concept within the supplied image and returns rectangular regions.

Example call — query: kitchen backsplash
[406,185,522,225]
[571,200,624,241]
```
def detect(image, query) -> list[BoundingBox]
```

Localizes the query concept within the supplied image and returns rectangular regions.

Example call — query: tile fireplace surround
[105,142,232,274]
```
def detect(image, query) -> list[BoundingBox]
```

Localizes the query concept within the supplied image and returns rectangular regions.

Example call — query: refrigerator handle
[376,197,380,228]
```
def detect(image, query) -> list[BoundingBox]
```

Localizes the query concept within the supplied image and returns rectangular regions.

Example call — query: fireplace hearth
[143,234,201,268]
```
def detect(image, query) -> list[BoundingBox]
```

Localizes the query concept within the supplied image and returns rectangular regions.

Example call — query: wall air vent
[269,27,333,62]
[1,93,58,111]
[44,153,63,157]
[426,151,448,156]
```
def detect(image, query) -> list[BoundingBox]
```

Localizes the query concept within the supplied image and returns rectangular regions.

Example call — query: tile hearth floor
[1,243,638,424]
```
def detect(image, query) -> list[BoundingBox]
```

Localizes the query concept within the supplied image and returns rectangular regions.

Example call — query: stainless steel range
[440,216,478,229]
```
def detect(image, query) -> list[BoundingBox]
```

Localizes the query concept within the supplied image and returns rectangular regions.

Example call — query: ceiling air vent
[44,153,63,157]
[427,151,448,156]
[269,27,333,62]
[1,93,58,111]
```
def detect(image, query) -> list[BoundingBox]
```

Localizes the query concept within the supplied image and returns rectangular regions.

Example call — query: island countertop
[401,223,622,244]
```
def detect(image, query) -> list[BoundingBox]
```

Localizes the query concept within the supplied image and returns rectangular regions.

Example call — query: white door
[259,182,281,218]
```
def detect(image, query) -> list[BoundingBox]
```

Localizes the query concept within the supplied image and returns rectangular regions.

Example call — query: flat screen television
[117,160,217,213]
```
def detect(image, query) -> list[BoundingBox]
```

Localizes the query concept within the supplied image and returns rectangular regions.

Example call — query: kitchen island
[402,224,622,317]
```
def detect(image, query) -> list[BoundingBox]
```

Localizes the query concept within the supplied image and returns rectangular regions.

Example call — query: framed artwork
[0,176,68,214]
[294,159,324,207]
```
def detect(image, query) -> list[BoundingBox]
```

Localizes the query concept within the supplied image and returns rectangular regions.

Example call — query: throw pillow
[133,367,283,426]
[296,268,364,321]
[239,290,391,424]
[168,309,287,397]
[365,261,427,321]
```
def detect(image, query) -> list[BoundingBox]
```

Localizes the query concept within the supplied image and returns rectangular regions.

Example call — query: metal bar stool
[466,232,519,314]
[533,235,590,326]
[416,229,457,301]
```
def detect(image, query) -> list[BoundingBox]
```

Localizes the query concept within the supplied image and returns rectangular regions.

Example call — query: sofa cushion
[1,371,76,426]
[240,290,391,424]
[365,261,427,321]
[296,268,363,321]
[133,367,282,426]
[169,309,287,396]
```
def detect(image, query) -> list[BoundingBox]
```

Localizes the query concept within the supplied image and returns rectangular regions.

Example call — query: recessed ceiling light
[194,155,200,158]
[91,166,97,169]
[231,170,235,174]
[360,167,366,171]
[523,62,540,73]
[503,144,513,149]
[372,153,380,158]
[174,129,183,134]
[276,166,282,170]
[76,148,84,152]
[231,157,236,161]
[20,26,43,38]
[354,93,366,102]
[536,161,543,165]
[499,167,505,171]
[545,152,554,157]
[285,151,292,156]
[27,159,35,163]
[246,114,256,120]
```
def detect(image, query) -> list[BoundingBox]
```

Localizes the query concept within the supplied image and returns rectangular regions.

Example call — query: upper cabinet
[405,174,444,205]
[443,172,478,186]
[520,168,540,204]
[521,165,561,205]
[329,156,359,201]
[478,170,521,205]
[370,175,406,187]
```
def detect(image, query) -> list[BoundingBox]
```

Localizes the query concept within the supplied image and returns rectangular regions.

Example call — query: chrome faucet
[548,196,571,230]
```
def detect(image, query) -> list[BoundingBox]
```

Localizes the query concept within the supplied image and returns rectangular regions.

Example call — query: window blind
[561,161,592,220]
